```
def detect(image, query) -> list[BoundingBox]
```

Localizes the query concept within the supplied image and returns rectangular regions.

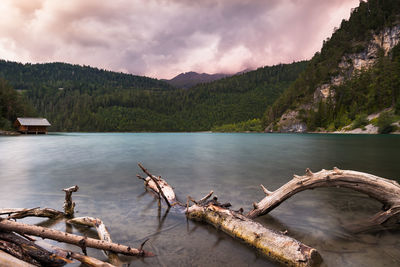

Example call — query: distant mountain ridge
[165,68,253,89]
[164,71,230,89]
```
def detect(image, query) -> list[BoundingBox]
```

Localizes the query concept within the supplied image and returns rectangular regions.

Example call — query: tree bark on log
[67,217,121,266]
[0,239,40,266]
[247,168,400,226]
[0,232,69,266]
[137,164,321,267]
[0,219,153,257]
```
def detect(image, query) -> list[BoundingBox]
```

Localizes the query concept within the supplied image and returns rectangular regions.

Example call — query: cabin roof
[16,118,51,126]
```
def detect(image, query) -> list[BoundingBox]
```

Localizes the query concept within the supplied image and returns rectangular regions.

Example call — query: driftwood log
[0,219,153,257]
[137,164,321,267]
[0,208,64,220]
[247,168,400,230]
[67,217,121,265]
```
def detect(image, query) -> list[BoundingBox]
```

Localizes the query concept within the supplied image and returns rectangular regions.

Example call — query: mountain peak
[165,71,230,89]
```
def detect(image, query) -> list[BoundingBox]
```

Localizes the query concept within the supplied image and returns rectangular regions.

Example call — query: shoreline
[0,130,20,136]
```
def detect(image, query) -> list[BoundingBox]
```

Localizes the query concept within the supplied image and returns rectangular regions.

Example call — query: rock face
[269,24,400,133]
[273,110,308,133]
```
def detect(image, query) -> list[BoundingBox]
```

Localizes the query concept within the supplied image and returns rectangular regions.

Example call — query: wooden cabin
[14,118,51,134]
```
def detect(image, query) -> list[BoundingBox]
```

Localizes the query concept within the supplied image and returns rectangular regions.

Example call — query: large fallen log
[0,219,153,257]
[137,164,321,267]
[187,202,321,266]
[247,168,400,228]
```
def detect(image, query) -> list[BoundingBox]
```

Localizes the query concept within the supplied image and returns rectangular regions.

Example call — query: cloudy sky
[0,0,359,79]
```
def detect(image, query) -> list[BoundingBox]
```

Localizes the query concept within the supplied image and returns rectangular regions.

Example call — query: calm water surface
[0,133,399,266]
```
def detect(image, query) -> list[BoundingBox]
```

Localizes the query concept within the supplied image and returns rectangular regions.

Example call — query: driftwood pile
[0,186,152,267]
[1,165,399,267]
[136,164,400,267]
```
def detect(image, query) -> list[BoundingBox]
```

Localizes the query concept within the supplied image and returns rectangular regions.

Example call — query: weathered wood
[0,219,153,257]
[138,163,173,206]
[36,240,116,267]
[0,250,35,267]
[137,164,321,267]
[67,217,120,265]
[63,185,79,217]
[0,208,64,220]
[0,232,68,266]
[187,203,321,267]
[0,239,40,266]
[69,252,115,267]
[247,168,400,225]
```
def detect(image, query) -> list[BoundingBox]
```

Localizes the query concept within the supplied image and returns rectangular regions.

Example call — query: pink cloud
[0,0,359,79]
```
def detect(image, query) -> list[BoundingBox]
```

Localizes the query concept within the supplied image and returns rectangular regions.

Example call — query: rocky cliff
[268,24,400,133]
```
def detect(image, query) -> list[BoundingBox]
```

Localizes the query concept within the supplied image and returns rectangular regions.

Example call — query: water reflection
[0,133,399,266]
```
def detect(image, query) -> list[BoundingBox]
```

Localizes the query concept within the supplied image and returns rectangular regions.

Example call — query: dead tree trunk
[0,219,153,257]
[247,168,400,228]
[187,202,321,266]
[137,164,321,267]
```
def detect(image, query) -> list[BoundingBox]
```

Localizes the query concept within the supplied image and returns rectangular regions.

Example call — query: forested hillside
[263,0,400,133]
[0,78,36,130]
[0,60,307,132]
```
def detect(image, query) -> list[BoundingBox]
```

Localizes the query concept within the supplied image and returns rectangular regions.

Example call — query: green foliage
[377,111,396,133]
[0,60,307,132]
[351,113,369,129]
[211,118,262,132]
[0,78,36,130]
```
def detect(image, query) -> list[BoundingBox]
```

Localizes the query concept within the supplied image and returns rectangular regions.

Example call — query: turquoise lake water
[0,133,399,266]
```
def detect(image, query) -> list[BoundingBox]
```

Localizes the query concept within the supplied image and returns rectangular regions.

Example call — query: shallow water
[0,133,399,266]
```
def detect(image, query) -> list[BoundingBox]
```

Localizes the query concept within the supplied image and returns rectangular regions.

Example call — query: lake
[0,133,399,266]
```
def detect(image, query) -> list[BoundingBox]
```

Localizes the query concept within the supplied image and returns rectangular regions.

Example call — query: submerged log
[67,217,120,266]
[137,164,321,267]
[187,203,321,266]
[247,168,400,227]
[0,219,153,257]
